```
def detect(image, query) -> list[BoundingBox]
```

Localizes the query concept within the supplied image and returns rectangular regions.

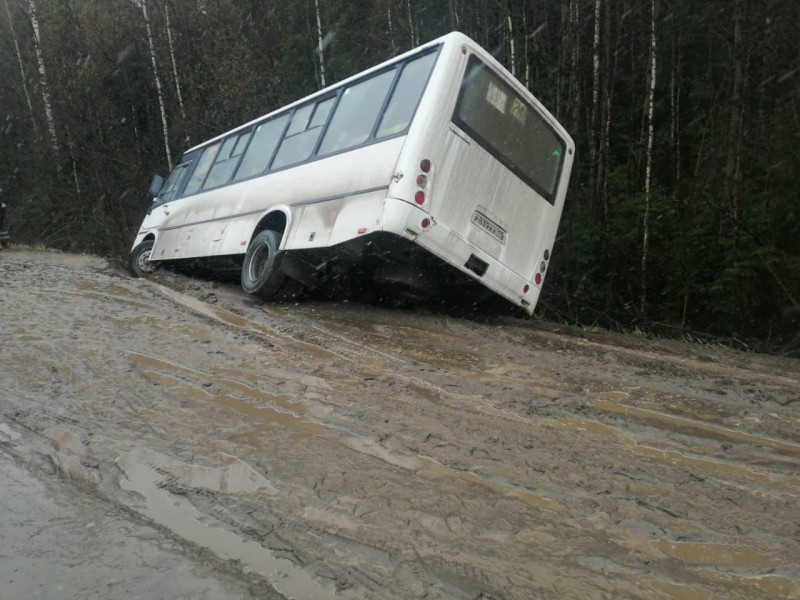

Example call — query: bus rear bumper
[380,197,540,314]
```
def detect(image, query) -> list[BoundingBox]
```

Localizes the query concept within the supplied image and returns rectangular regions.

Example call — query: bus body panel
[149,136,405,260]
[388,34,574,299]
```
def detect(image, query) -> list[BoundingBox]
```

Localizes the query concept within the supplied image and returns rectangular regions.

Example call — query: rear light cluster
[527,248,552,291]
[414,159,431,206]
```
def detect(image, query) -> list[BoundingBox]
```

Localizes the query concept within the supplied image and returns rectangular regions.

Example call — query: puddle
[130,353,563,514]
[345,437,569,515]
[128,352,307,416]
[153,284,350,364]
[771,414,800,430]
[135,367,324,442]
[647,579,715,600]
[696,570,798,598]
[592,400,800,454]
[66,282,155,310]
[588,390,631,402]
[532,330,800,388]
[0,423,22,443]
[551,416,799,491]
[649,540,777,567]
[118,448,356,599]
[552,416,620,437]
[133,447,276,494]
[633,446,797,489]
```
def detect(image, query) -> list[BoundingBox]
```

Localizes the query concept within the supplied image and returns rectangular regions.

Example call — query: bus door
[141,151,198,245]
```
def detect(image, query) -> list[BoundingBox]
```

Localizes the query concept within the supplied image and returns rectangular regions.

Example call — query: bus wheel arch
[251,209,291,245]
[129,235,158,277]
[241,209,294,300]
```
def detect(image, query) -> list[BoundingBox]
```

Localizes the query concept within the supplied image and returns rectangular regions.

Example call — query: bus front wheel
[129,239,158,277]
[241,230,288,300]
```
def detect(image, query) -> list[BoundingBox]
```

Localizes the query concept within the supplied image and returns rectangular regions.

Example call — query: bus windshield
[453,56,565,204]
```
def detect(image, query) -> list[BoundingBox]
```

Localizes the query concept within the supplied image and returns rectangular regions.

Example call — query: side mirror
[148,174,165,197]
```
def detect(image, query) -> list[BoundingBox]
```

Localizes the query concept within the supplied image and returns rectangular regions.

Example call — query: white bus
[130,32,574,313]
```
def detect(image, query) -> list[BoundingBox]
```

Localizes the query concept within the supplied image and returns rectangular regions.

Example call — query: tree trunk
[406,0,417,47]
[556,0,568,121]
[506,11,516,77]
[448,0,459,30]
[164,2,189,146]
[590,0,601,215]
[28,0,58,153]
[65,124,81,198]
[314,0,326,88]
[4,0,38,134]
[142,0,172,170]
[670,36,680,194]
[724,0,744,239]
[522,4,530,89]
[640,0,657,314]
[387,0,396,53]
[569,0,580,134]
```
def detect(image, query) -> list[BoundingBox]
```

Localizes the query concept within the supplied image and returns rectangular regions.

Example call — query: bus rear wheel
[241,230,288,300]
[129,239,158,277]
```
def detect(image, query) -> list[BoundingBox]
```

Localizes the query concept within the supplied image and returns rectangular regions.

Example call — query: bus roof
[184,31,572,157]
[185,33,465,155]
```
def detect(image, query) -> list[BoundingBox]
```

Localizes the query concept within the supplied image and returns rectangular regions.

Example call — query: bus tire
[129,239,158,277]
[241,230,287,299]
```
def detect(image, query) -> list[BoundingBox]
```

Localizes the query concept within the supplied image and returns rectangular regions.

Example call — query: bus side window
[271,96,336,170]
[203,130,252,190]
[234,114,290,181]
[317,69,396,156]
[155,162,190,205]
[375,52,437,138]
[183,143,221,196]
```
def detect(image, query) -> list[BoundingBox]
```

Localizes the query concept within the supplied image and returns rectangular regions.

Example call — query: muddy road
[1,248,798,599]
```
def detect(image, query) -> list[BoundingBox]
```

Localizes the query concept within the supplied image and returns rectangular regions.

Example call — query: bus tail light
[420,159,431,173]
[523,284,530,293]
[421,218,431,229]
[544,248,550,260]
[416,174,427,188]
[415,191,425,205]
[540,261,546,273]
[534,273,542,285]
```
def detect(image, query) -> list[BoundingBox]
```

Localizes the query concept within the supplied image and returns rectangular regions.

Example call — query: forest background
[1,0,798,352]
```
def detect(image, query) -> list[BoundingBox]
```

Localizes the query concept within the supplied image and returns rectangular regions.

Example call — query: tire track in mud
[2,252,799,599]
[141,278,800,598]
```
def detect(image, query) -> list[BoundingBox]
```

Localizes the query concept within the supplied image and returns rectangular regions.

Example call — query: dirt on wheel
[1,247,798,599]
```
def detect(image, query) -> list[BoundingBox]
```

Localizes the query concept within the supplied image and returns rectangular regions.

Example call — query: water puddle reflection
[118,448,355,599]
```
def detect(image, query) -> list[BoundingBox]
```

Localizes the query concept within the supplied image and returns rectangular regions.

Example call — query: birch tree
[314,0,326,88]
[640,0,657,313]
[589,0,601,213]
[141,0,172,170]
[406,0,417,47]
[506,4,516,77]
[724,0,744,234]
[27,0,58,152]
[164,2,189,146]
[4,0,38,134]
[387,0,396,52]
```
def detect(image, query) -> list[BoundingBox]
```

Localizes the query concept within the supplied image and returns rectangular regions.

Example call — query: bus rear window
[453,56,565,204]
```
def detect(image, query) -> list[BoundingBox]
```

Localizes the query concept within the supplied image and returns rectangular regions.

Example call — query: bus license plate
[471,211,506,243]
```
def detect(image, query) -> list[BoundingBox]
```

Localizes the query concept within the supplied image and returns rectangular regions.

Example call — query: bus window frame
[174,44,442,201]
[200,128,254,192]
[269,93,338,170]
[451,54,566,205]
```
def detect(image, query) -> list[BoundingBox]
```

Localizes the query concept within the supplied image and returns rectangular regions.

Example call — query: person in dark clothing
[0,199,10,249]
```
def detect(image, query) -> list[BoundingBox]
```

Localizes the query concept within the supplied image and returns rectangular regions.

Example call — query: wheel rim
[138,248,156,274]
[248,243,269,282]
